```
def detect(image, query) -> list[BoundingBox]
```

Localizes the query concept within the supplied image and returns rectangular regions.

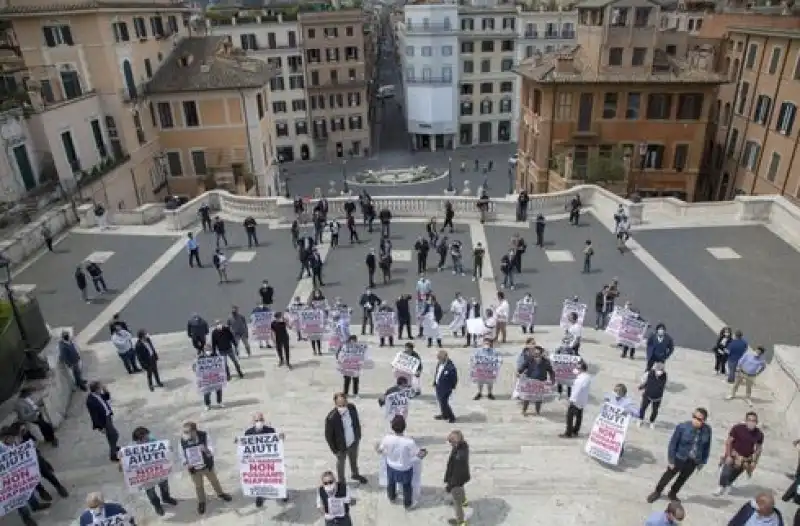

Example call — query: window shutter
[240,34,248,49]
[62,26,74,46]
[43,27,56,47]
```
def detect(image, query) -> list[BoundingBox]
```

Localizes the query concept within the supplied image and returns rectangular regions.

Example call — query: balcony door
[122,59,136,99]
[61,131,79,173]
[577,93,593,132]
[12,145,36,190]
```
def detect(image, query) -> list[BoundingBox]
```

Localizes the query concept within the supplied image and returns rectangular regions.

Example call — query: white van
[377,85,395,99]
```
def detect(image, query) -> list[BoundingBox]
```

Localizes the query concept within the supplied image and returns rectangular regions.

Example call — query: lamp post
[0,255,27,345]
[447,156,454,193]
[342,160,349,194]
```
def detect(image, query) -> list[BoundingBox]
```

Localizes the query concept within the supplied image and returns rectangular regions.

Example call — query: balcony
[406,77,453,85]
[245,42,300,55]
[544,32,560,39]
[307,77,367,90]
[562,31,575,39]
[460,28,518,39]
[522,31,539,39]
[404,23,455,34]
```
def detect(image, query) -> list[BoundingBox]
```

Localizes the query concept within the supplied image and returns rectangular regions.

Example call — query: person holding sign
[396,343,423,396]
[517,346,555,416]
[4,424,68,500]
[78,493,133,526]
[0,427,50,526]
[179,422,233,514]
[444,430,471,526]
[337,335,368,397]
[376,415,427,509]
[211,321,244,380]
[515,293,536,334]
[471,339,501,400]
[123,426,177,516]
[423,295,444,348]
[434,350,458,423]
[325,393,368,485]
[638,362,668,429]
[242,412,288,507]
[379,377,411,422]
[316,470,353,526]
[376,302,396,347]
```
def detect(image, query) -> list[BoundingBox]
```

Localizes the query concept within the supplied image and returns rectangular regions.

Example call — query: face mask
[337,406,348,414]
[147,433,155,441]
[655,370,664,376]
[324,483,335,493]
[182,432,192,440]
[254,421,265,431]
[204,350,213,356]
[90,508,102,516]
[657,329,665,336]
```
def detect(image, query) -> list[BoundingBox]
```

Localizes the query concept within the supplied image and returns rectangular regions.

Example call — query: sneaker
[353,475,368,484]
[473,393,482,400]
[452,271,456,275]
[204,405,211,411]
[471,277,476,282]
[645,492,661,504]
[217,403,225,408]
[38,489,52,501]
[649,422,655,430]
[218,493,233,502]
[712,486,727,497]
[487,393,495,400]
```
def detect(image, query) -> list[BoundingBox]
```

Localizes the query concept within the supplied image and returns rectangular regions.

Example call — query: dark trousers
[436,389,455,421]
[719,461,746,488]
[654,458,698,497]
[118,349,140,374]
[583,257,591,273]
[381,222,390,237]
[343,376,360,395]
[473,261,483,279]
[189,249,201,267]
[331,233,339,247]
[297,261,311,279]
[222,352,244,379]
[442,217,454,232]
[201,217,212,231]
[275,338,291,365]
[45,238,54,251]
[379,336,394,347]
[335,442,360,481]
[386,466,413,507]
[398,320,412,339]
[714,352,728,374]
[557,384,571,397]
[437,252,447,269]
[215,232,228,248]
[68,363,87,390]
[92,276,107,293]
[349,227,359,242]
[103,419,120,460]
[203,389,222,407]
[521,400,543,414]
[32,415,56,443]
[427,337,442,348]
[311,340,322,353]
[367,269,375,288]
[417,256,427,274]
[536,230,544,247]
[646,356,663,371]
[145,364,162,390]
[39,465,65,494]
[246,230,258,247]
[621,345,635,358]
[639,397,661,423]
[313,270,325,287]
[192,336,206,352]
[514,253,523,273]
[565,403,583,436]
[146,480,172,508]
[727,358,738,383]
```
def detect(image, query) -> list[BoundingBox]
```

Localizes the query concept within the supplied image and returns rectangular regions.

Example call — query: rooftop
[0,0,191,16]
[726,25,800,39]
[145,36,277,94]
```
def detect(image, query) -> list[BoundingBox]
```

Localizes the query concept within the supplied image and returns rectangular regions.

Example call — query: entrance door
[478,122,492,143]
[60,131,79,172]
[459,124,472,145]
[577,93,593,132]
[12,145,36,190]
[122,60,136,99]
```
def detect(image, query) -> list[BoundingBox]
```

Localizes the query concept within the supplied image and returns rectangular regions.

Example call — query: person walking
[728,345,767,405]
[347,214,359,244]
[646,407,712,503]
[582,240,594,273]
[559,361,591,438]
[379,250,392,284]
[638,361,667,429]
[186,232,202,268]
[212,249,229,283]
[329,219,340,248]
[713,326,733,376]
[365,249,377,288]
[198,202,212,232]
[86,381,120,462]
[195,346,224,410]
[436,236,449,272]
[58,331,87,391]
[713,411,764,496]
[212,216,228,248]
[379,207,392,237]
[324,393,368,484]
[211,321,244,379]
[75,265,90,303]
[5,423,68,499]
[450,239,464,276]
[42,225,53,252]
[85,260,107,294]
[594,285,612,330]
[434,350,458,423]
[111,325,141,374]
[129,426,178,515]
[414,236,430,274]
[646,324,675,371]
[376,415,426,509]
[500,249,515,290]
[14,389,58,446]
[243,216,258,247]
[187,313,210,353]
[726,329,749,383]
[134,329,163,391]
[535,214,545,247]
[442,202,455,233]
[271,311,292,369]
[316,471,353,526]
[444,430,470,526]
[228,306,251,357]
[179,421,233,514]
[472,242,485,281]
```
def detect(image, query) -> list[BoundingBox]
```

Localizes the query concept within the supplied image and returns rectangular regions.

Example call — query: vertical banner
[559,300,587,329]
[375,311,396,338]
[617,318,648,348]
[383,390,409,421]
[469,354,502,384]
[237,434,287,499]
[0,440,40,516]
[195,356,227,394]
[550,354,583,384]
[299,309,325,340]
[250,310,274,343]
[120,440,173,490]
[337,342,367,376]
[512,301,535,326]
[585,402,631,466]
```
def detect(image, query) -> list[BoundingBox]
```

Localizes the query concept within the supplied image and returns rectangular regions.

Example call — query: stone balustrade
[0,204,77,269]
[77,203,165,228]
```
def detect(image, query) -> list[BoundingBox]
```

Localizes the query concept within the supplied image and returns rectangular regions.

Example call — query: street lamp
[342,160,349,194]
[284,173,291,199]
[0,254,27,345]
[447,156,454,193]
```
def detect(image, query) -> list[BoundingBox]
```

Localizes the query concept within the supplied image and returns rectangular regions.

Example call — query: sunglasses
[322,480,334,485]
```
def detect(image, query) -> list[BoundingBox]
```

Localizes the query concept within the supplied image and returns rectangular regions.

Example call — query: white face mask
[182,432,192,440]
[90,508,102,517]
[337,406,348,414]
[204,350,213,356]
[657,329,665,336]
[655,370,664,376]
[254,421,265,431]
[324,483,335,493]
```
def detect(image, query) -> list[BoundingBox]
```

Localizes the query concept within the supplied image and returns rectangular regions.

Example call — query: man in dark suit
[86,381,120,461]
[325,393,368,485]
[135,329,163,392]
[434,350,458,423]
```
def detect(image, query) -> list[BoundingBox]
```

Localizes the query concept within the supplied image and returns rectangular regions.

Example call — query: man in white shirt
[376,416,426,509]
[563,312,582,354]
[494,292,510,343]
[111,326,141,374]
[482,309,497,346]
[560,361,591,438]
[449,293,467,338]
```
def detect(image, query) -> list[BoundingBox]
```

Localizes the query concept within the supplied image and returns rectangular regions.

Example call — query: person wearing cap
[242,413,288,507]
[78,492,133,526]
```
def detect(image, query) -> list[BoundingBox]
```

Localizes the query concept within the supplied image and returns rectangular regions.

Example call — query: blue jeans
[386,465,413,507]
[727,358,738,383]
[503,272,514,287]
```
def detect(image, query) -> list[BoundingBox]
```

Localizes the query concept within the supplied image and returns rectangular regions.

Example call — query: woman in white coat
[449,293,467,338]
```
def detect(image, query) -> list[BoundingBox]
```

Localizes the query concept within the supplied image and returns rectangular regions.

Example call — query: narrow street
[373,10,408,154]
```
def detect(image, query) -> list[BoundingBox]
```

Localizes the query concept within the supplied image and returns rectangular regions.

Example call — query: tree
[586,147,626,184]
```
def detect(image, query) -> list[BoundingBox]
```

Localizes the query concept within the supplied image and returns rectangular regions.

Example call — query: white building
[396,0,460,151]
[0,109,40,203]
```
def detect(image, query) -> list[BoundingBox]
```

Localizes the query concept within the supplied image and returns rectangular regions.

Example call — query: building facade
[515,0,724,200]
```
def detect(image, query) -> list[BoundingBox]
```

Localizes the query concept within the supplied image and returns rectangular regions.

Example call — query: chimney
[555,56,574,73]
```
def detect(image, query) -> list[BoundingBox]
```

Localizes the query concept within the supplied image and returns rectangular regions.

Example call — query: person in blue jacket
[79,492,134,526]
[646,407,712,503]
[646,324,675,371]
[726,330,749,384]
[729,492,784,526]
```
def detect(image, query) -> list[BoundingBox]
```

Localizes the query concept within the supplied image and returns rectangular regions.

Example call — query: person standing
[243,413,288,507]
[359,287,381,336]
[78,493,131,526]
[257,280,274,308]
[517,346,555,416]
[434,350,458,423]
[329,219,340,248]
[243,216,258,247]
[495,291,510,344]
[228,306,251,357]
[414,236,430,274]
[500,250,514,290]
[517,293,536,334]
[316,471,353,526]
[646,324,675,371]
[186,232,202,268]
[396,294,413,340]
[85,260,107,294]
[620,304,645,359]
[423,295,444,348]
[310,248,326,287]
[582,240,594,273]
[726,330,749,383]
[365,249,377,288]
[465,298,481,347]
[646,407,712,503]
[58,331,86,391]
[713,411,764,496]
[325,393,368,484]
[198,202,212,232]
[111,325,141,374]
[179,421,233,514]
[379,207,392,237]
[728,345,767,405]
[444,430,470,526]
[86,381,120,462]
[75,265,90,303]
[377,302,396,347]
[472,339,499,400]
[442,202,455,233]
[472,242,485,281]
[426,218,438,245]
[212,216,228,248]
[535,214,545,247]
[379,249,392,284]
[512,234,526,274]
[338,335,364,397]
[436,235,449,272]
[134,329,163,391]
[449,293,467,338]
[4,423,68,499]
[638,361,667,429]
[517,191,529,222]
[42,225,54,252]
[212,321,244,379]
[14,389,58,446]
[594,285,611,330]
[271,312,292,369]
[644,502,685,526]
[212,249,229,283]
[713,327,733,376]
[569,195,581,226]
[728,492,785,526]
[129,426,177,515]
[291,219,300,247]
[195,346,224,409]
[347,214,359,244]
[560,361,591,438]
[377,415,426,509]
[187,313,210,353]
[450,239,465,276]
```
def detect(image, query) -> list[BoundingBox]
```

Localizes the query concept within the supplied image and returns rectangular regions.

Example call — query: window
[769,47,782,75]
[442,66,452,82]
[240,34,257,50]
[481,40,494,52]
[405,46,414,56]
[272,101,287,114]
[745,43,758,70]
[323,27,338,38]
[776,102,797,135]
[461,101,473,116]
[625,92,640,119]
[422,46,432,57]
[481,18,495,30]
[150,16,164,37]
[346,26,354,37]
[276,122,289,137]
[461,18,474,31]
[794,53,800,79]
[133,17,147,38]
[741,140,761,171]
[646,93,673,119]
[502,17,515,30]
[60,71,82,99]
[461,42,473,53]
[349,116,363,130]
[112,22,130,43]
[463,60,473,73]
[182,101,199,127]
[406,67,414,80]
[157,102,173,128]
[460,83,473,95]
[442,45,453,56]
[422,67,432,80]
[289,75,304,89]
[500,58,513,72]
[752,94,772,125]
[643,144,665,169]
[610,8,628,27]
[481,59,491,73]
[672,144,688,172]
[602,93,618,119]
[480,82,493,94]
[676,93,704,120]
[634,7,651,27]
[43,25,73,47]
[308,29,315,39]
[90,119,106,157]
[295,120,308,135]
[500,98,512,113]
[608,48,623,66]
[270,77,285,91]
[736,82,750,115]
[144,59,152,78]
[292,99,307,111]
[766,152,781,182]
[666,45,677,56]
[191,150,207,175]
[501,40,514,52]
[526,46,534,58]
[480,99,493,114]
[723,102,731,125]
[726,128,739,158]
[500,81,513,93]
[166,151,182,176]
[555,92,572,120]
[632,48,646,66]
[168,15,178,34]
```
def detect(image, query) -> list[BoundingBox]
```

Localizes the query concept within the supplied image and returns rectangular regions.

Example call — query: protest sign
[617,317,648,348]
[585,402,631,465]
[559,300,587,329]
[604,308,626,336]
[514,378,556,402]
[512,301,535,326]
[466,318,484,336]
[195,356,227,394]
[375,311,396,338]
[391,352,421,378]
[299,309,325,339]
[383,390,409,421]
[0,440,40,516]
[250,310,274,342]
[337,343,367,376]
[120,440,173,490]
[550,354,583,384]
[311,299,327,311]
[237,433,287,499]
[469,353,502,383]
[184,445,206,469]
[335,306,351,325]
[92,516,132,526]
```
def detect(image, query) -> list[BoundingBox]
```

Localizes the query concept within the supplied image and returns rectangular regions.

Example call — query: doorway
[577,93,593,132]
[459,124,472,146]
[12,144,36,190]
[300,144,310,160]
[478,122,492,143]
[122,60,136,99]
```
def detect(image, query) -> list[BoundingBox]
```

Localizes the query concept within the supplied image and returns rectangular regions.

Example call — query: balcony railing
[406,77,453,85]
[245,43,299,54]
[308,77,367,89]
[404,23,455,34]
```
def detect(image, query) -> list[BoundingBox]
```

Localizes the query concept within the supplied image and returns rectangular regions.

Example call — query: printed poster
[0,440,40,516]
[559,300,587,329]
[617,317,648,348]
[337,342,367,376]
[120,440,173,490]
[469,353,502,383]
[375,311,396,338]
[512,301,535,326]
[92,516,132,525]
[383,390,409,421]
[195,356,227,394]
[251,310,274,342]
[604,307,627,336]
[237,433,287,499]
[514,378,556,402]
[585,402,631,466]
[550,354,582,384]
[184,445,205,469]
[299,309,325,339]
[391,352,421,378]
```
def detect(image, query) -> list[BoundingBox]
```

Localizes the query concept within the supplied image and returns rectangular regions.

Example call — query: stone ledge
[0,204,77,269]
[765,345,800,440]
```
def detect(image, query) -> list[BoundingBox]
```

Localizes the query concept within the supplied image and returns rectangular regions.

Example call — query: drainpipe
[239,89,259,196]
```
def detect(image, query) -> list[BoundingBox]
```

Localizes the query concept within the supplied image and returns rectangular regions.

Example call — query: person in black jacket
[109,313,128,335]
[714,326,733,375]
[396,294,412,340]
[518,346,555,416]
[6,423,69,500]
[85,260,107,294]
[782,470,800,526]
[187,314,210,353]
[436,236,449,271]
[359,287,381,336]
[535,214,546,247]
[365,249,377,288]
[258,280,274,307]
[414,236,430,274]
[444,430,470,526]
[86,381,119,461]
[75,265,89,303]
[379,207,392,237]
[638,361,667,429]
[442,202,455,233]
[517,191,530,221]
[242,412,288,507]
[212,216,227,248]
[347,214,359,244]
[434,351,458,423]
[243,216,258,247]
[316,470,353,526]
[135,329,163,391]
[324,393,368,484]
[212,321,244,380]
[512,234,526,273]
